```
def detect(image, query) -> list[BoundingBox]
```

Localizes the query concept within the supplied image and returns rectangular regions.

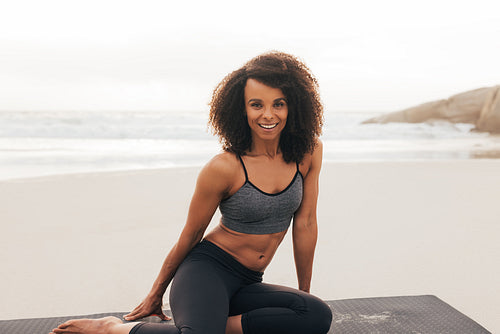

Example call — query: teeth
[259,123,278,129]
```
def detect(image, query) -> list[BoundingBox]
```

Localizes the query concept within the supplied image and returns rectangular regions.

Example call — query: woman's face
[244,78,288,142]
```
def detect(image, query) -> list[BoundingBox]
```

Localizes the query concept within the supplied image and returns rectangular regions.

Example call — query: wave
[0,110,488,140]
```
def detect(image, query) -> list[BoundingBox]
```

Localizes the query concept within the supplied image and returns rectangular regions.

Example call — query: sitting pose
[51,51,332,334]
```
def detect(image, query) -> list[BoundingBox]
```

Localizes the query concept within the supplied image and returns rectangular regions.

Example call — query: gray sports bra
[219,155,303,234]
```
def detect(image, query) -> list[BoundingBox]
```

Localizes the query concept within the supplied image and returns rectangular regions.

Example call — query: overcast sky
[0,0,499,112]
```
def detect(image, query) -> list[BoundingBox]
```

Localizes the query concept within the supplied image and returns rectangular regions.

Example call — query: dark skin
[50,79,323,334]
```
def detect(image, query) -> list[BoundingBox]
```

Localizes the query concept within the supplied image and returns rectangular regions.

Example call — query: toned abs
[204,223,287,272]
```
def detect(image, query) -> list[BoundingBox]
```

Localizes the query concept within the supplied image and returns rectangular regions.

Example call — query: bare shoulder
[299,139,323,178]
[197,151,241,195]
[203,151,240,176]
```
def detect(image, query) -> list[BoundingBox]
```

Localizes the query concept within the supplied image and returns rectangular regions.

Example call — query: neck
[249,136,281,158]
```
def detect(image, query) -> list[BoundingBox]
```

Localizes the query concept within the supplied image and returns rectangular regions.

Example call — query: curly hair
[208,51,323,163]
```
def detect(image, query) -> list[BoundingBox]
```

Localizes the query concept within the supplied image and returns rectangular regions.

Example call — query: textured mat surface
[327,295,490,334]
[0,295,491,334]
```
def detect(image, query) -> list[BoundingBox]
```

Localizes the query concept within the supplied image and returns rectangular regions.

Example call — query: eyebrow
[247,97,287,103]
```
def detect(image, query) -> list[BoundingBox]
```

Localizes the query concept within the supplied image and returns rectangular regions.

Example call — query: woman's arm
[124,154,233,320]
[292,140,323,293]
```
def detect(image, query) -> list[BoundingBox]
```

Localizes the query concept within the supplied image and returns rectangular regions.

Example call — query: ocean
[1,110,499,180]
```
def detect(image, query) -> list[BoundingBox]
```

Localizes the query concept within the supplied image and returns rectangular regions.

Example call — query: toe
[58,321,70,329]
[53,326,67,333]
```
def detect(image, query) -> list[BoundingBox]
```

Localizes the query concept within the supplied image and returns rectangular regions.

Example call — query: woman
[51,51,332,334]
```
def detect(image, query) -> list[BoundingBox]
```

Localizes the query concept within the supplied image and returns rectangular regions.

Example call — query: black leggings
[130,240,332,334]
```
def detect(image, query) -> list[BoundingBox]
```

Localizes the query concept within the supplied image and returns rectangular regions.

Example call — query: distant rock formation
[362,85,500,133]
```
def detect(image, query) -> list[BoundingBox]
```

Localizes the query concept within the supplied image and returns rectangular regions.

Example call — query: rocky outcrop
[362,86,500,133]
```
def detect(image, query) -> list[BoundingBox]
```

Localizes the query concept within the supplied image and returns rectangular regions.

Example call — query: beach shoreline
[3,110,500,182]
[1,161,498,332]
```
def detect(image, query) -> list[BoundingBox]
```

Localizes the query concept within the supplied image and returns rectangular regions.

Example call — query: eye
[274,101,286,108]
[250,102,263,109]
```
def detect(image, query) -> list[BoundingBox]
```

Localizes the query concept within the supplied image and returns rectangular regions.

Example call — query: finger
[154,309,171,321]
[128,302,145,313]
[124,313,138,321]
[125,303,143,317]
[158,313,171,321]
[124,307,143,319]
[124,310,145,321]
[151,312,168,321]
[124,313,138,320]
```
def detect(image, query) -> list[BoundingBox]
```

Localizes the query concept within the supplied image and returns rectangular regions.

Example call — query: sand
[1,161,499,332]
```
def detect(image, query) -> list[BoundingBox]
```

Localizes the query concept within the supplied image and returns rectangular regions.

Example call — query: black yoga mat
[326,295,490,333]
[0,295,491,334]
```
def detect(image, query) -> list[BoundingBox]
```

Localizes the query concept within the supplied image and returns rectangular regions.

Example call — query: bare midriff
[204,222,287,272]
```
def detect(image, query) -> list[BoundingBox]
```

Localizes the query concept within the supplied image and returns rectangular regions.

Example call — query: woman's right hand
[123,293,171,321]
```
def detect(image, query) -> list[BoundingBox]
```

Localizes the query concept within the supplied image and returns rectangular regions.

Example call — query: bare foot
[50,316,123,334]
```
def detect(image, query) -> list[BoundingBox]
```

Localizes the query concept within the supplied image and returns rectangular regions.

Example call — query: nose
[262,106,273,119]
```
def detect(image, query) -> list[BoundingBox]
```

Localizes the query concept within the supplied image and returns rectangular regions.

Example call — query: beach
[0,161,498,332]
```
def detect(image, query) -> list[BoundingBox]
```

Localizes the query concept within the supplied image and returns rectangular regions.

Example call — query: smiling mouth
[259,123,279,129]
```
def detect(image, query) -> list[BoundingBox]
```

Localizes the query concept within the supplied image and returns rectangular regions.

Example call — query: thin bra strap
[296,161,300,172]
[238,155,249,181]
